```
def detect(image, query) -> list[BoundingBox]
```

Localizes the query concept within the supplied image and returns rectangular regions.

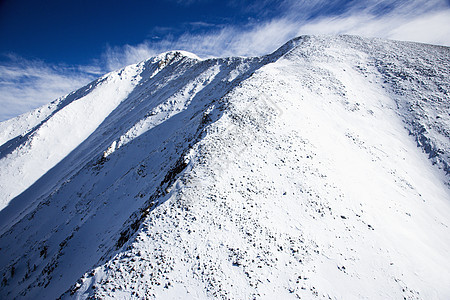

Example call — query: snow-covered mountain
[0,35,449,299]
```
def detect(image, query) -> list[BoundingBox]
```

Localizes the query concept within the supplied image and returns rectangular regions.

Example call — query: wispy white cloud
[388,10,450,45]
[104,0,450,69]
[295,0,450,46]
[0,56,100,121]
[102,44,160,71]
[102,18,302,70]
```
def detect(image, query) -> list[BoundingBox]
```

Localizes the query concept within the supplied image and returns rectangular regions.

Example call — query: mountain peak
[1,35,449,299]
[148,50,201,65]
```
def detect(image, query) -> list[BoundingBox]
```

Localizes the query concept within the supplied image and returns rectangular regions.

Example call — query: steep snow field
[0,35,449,299]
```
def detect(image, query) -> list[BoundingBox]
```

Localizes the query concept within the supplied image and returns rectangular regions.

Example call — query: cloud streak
[0,55,100,121]
[105,0,450,68]
[295,0,450,46]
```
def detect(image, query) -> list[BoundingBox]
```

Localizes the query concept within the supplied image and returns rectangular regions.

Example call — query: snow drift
[0,35,449,299]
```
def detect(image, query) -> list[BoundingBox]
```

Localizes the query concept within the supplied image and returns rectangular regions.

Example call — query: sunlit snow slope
[0,35,449,299]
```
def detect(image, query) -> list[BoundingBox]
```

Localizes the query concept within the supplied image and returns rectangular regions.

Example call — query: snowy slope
[0,35,449,299]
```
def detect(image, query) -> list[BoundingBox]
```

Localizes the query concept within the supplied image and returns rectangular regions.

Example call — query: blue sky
[1,0,450,121]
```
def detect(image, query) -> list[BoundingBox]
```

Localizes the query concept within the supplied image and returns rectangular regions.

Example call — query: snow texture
[0,35,449,299]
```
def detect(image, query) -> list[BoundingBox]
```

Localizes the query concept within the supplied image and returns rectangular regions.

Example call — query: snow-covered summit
[151,50,202,61]
[0,35,449,299]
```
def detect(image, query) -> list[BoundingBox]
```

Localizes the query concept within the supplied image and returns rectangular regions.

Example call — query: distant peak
[266,35,309,60]
[149,50,201,64]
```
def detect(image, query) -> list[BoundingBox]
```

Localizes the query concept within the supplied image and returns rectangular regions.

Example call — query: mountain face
[0,35,449,299]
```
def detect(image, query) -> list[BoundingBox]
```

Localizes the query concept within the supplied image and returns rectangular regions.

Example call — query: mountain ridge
[0,35,449,299]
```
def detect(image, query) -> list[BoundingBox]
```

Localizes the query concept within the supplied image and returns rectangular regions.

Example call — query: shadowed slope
[0,41,301,299]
